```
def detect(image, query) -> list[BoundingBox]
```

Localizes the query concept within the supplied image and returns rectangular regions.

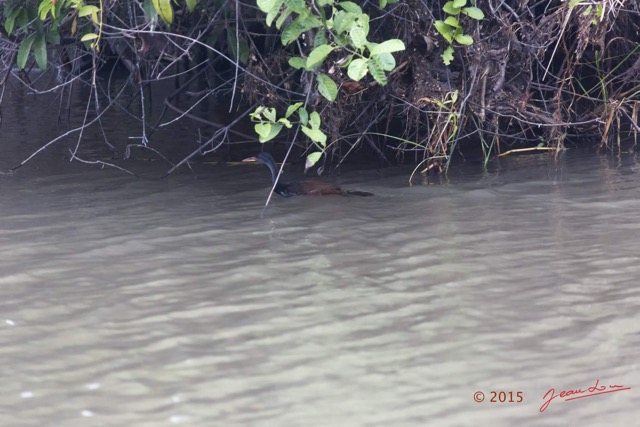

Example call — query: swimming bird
[243,152,373,197]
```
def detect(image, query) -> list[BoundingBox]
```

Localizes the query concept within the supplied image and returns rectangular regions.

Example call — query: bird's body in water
[243,152,373,197]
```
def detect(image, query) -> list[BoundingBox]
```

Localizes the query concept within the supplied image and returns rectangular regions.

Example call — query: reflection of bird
[243,152,373,197]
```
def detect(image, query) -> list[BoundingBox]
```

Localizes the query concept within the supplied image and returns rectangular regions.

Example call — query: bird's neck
[264,159,280,185]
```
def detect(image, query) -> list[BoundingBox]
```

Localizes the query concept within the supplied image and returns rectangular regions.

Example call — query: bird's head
[242,152,276,167]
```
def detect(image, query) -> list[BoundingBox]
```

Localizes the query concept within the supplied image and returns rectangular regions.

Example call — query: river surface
[1,83,639,426]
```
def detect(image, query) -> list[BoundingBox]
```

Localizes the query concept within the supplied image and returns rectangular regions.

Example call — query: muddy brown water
[1,82,638,426]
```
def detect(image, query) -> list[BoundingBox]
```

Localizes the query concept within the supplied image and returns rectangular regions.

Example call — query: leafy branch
[434,0,484,65]
[254,0,406,168]
[250,102,329,171]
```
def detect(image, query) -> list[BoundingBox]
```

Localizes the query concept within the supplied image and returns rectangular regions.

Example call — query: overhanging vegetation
[1,0,638,175]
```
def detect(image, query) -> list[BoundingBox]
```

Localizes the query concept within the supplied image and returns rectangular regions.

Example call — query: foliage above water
[0,0,638,180]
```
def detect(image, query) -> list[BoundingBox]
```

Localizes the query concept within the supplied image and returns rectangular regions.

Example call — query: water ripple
[1,152,639,426]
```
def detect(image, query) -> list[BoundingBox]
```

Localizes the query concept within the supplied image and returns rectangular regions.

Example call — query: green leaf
[238,38,249,64]
[227,32,249,64]
[143,0,158,25]
[17,8,28,31]
[285,102,303,118]
[455,33,473,45]
[357,15,370,38]
[278,117,292,128]
[301,127,327,146]
[442,46,454,65]
[281,15,322,45]
[284,0,305,13]
[305,152,323,170]
[306,44,334,70]
[266,10,278,27]
[152,0,173,24]
[452,0,467,8]
[462,6,485,20]
[249,106,264,121]
[379,0,387,7]
[33,33,47,70]
[298,108,309,126]
[275,6,292,29]
[434,21,453,43]
[339,2,362,14]
[317,74,338,101]
[444,16,460,28]
[81,33,99,42]
[309,111,321,129]
[186,0,198,12]
[255,123,284,142]
[54,0,64,17]
[568,0,581,8]
[369,39,405,55]
[4,6,20,34]
[443,1,461,15]
[38,2,53,20]
[31,9,44,33]
[314,31,327,48]
[350,25,366,50]
[335,33,351,46]
[17,34,36,70]
[368,59,387,85]
[263,107,277,122]
[317,0,334,5]
[288,57,306,69]
[347,58,368,81]
[78,5,100,17]
[257,0,277,13]
[373,52,396,71]
[333,11,355,35]
[46,29,61,45]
